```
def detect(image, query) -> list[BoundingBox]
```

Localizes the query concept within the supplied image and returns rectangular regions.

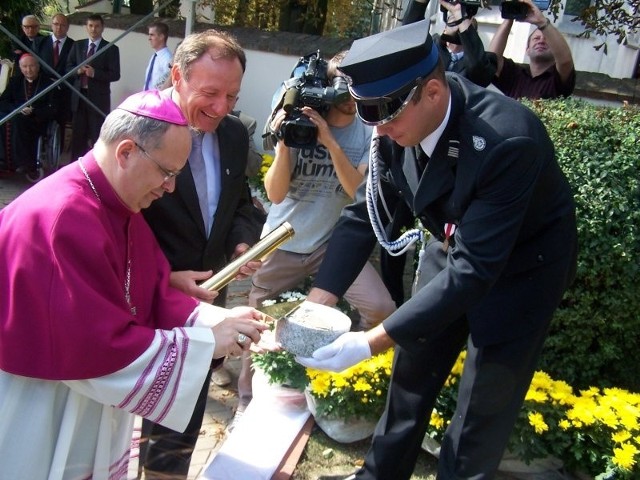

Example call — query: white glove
[296,331,372,372]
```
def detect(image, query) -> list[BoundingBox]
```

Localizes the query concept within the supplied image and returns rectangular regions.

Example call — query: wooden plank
[272,416,315,480]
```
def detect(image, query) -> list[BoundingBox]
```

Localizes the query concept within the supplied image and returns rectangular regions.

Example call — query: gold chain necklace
[79,160,137,316]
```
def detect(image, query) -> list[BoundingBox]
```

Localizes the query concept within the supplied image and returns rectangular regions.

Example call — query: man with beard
[488,0,575,99]
[238,51,396,431]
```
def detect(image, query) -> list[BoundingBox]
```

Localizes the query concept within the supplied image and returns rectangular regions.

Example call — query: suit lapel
[412,139,456,215]
[411,82,465,215]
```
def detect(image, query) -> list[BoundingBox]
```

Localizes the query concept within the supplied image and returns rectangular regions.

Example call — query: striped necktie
[81,42,96,88]
[53,40,60,67]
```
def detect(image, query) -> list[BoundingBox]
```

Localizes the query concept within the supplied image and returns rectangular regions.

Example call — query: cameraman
[229,52,396,428]
[488,0,575,99]
[404,0,497,87]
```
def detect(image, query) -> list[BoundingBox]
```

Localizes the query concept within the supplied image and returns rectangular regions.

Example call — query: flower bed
[253,288,640,477]
[427,351,640,478]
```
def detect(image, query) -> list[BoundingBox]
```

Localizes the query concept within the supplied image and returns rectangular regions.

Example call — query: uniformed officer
[297,19,577,480]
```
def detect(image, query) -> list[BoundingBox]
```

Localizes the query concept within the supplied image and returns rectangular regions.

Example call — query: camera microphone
[282,88,300,114]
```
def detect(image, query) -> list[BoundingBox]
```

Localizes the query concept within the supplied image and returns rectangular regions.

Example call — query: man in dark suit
[37,13,75,130]
[12,15,46,69]
[66,14,120,161]
[140,30,262,479]
[0,53,58,176]
[298,20,577,480]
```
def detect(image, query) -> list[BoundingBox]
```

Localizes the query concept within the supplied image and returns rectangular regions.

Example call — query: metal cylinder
[199,222,295,292]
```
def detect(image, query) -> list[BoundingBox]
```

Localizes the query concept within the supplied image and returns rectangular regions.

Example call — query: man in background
[143,21,172,91]
[37,13,75,148]
[236,51,396,430]
[140,29,263,479]
[488,0,575,99]
[12,15,46,68]
[0,53,58,178]
[66,14,120,160]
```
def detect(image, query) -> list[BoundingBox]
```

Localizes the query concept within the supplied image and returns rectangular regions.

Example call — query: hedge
[523,98,640,392]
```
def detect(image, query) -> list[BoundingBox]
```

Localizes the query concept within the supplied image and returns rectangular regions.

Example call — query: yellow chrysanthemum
[429,412,446,430]
[310,375,331,396]
[612,442,638,471]
[354,378,373,392]
[528,412,549,434]
[558,419,571,430]
[612,430,632,444]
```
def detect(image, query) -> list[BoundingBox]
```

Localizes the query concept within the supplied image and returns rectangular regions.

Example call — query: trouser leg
[11,115,43,170]
[70,102,89,161]
[436,326,549,479]
[343,260,397,330]
[356,319,468,480]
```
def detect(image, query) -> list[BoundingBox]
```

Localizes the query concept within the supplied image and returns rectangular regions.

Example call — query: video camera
[274,50,350,149]
[440,0,482,23]
[501,0,550,19]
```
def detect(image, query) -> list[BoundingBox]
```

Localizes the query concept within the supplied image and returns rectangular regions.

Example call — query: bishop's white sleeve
[184,301,230,328]
[63,326,215,432]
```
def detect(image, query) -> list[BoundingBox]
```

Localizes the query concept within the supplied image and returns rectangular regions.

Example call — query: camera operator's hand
[439,0,472,33]
[301,106,332,147]
[269,108,287,137]
[518,0,547,27]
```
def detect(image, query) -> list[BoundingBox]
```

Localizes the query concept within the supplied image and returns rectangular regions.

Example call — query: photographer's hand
[520,0,546,26]
[439,0,472,33]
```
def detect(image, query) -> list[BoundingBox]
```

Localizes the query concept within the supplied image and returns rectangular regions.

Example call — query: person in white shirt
[143,21,173,91]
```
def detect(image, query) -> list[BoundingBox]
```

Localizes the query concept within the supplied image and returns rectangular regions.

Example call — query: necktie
[53,39,60,67]
[190,132,210,234]
[144,53,156,90]
[448,51,463,71]
[417,146,429,176]
[82,42,96,88]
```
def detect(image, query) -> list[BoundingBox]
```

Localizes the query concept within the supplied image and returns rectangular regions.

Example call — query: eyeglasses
[22,25,39,29]
[134,141,181,182]
[353,84,420,126]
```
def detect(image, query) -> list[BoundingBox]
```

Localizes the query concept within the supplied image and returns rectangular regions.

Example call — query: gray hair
[172,29,246,80]
[99,109,171,150]
[21,15,40,26]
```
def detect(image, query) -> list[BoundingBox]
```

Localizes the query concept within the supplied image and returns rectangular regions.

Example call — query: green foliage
[522,98,640,392]
[207,0,370,37]
[252,350,309,390]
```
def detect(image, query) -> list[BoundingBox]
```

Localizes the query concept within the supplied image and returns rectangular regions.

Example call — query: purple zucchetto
[116,89,187,126]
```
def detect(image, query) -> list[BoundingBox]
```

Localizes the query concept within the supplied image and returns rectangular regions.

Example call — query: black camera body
[277,51,350,148]
[501,0,550,19]
[440,0,482,21]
